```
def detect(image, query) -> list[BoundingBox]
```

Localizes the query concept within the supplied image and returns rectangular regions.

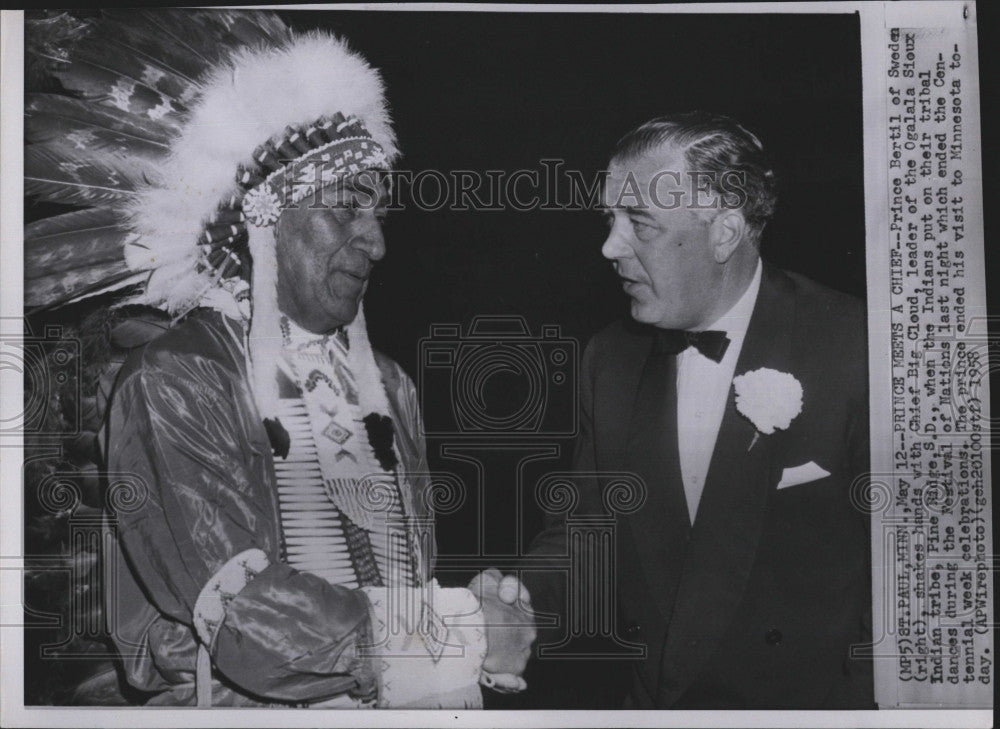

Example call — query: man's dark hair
[611,111,778,246]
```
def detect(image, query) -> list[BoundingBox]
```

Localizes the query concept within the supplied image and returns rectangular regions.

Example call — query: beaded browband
[196,112,388,284]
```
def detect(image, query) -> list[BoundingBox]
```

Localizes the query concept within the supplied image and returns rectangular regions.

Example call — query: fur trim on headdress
[125,32,398,313]
[247,224,284,419]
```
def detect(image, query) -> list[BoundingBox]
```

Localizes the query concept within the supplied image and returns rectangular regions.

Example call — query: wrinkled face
[275,175,389,334]
[600,144,723,330]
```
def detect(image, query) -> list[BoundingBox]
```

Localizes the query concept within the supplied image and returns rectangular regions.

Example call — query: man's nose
[601,223,632,261]
[352,214,386,261]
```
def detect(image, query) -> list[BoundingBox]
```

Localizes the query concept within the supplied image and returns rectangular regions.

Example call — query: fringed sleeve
[107,341,377,704]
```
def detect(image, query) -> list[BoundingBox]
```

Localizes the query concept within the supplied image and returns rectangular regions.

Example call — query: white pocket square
[777,462,831,490]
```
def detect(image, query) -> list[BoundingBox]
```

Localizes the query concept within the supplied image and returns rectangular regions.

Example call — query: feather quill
[98,11,215,82]
[93,11,288,109]
[95,29,204,107]
[129,10,237,68]
[34,136,161,194]
[122,10,290,74]
[44,10,272,124]
[25,145,140,206]
[25,209,127,279]
[26,94,172,162]
[38,49,186,124]
[26,259,135,310]
[69,272,150,309]
[70,41,195,107]
[204,10,292,48]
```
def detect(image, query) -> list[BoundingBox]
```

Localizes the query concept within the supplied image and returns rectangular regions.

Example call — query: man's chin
[332,297,362,326]
[628,300,658,325]
[299,299,361,334]
[629,301,686,330]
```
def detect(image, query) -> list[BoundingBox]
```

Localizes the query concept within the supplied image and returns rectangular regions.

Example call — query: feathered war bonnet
[125,31,399,419]
[25,12,399,422]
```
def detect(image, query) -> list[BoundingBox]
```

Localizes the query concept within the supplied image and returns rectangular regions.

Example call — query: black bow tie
[653,328,731,362]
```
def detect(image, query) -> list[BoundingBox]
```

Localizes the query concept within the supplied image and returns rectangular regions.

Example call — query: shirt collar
[703,258,763,339]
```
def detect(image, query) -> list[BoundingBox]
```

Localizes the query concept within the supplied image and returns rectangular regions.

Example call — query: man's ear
[709,210,746,263]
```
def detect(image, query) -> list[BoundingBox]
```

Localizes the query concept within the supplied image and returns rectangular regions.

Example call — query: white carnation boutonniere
[732,367,803,450]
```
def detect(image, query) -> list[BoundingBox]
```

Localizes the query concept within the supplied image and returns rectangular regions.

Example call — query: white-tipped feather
[126,32,398,312]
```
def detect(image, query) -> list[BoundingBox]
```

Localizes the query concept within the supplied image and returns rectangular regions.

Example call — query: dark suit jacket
[524,263,874,709]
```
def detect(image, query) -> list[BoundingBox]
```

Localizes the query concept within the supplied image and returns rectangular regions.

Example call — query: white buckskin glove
[360,579,487,708]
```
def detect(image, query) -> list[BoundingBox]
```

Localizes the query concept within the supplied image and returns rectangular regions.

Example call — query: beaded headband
[194,112,389,287]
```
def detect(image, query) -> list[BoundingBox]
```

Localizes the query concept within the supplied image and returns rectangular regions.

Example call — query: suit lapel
[656,263,797,704]
[620,335,692,621]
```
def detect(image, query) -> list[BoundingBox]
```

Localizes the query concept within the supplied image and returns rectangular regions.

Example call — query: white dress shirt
[676,259,762,524]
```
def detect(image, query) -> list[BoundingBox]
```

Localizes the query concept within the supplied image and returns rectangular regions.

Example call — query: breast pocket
[775,461,831,491]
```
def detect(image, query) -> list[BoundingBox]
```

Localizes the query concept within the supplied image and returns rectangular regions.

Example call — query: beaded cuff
[192,548,270,648]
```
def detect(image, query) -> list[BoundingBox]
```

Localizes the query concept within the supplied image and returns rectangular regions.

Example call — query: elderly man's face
[275,176,388,334]
[601,143,724,330]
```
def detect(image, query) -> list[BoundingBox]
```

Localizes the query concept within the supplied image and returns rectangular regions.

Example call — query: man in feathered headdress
[25,10,534,707]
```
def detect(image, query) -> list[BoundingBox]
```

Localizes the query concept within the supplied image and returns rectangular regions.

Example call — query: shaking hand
[468,568,536,693]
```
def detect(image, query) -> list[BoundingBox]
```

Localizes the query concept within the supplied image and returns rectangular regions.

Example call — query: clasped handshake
[468,568,537,694]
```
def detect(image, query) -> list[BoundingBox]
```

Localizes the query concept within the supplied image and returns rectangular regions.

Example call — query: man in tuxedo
[521,112,873,708]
